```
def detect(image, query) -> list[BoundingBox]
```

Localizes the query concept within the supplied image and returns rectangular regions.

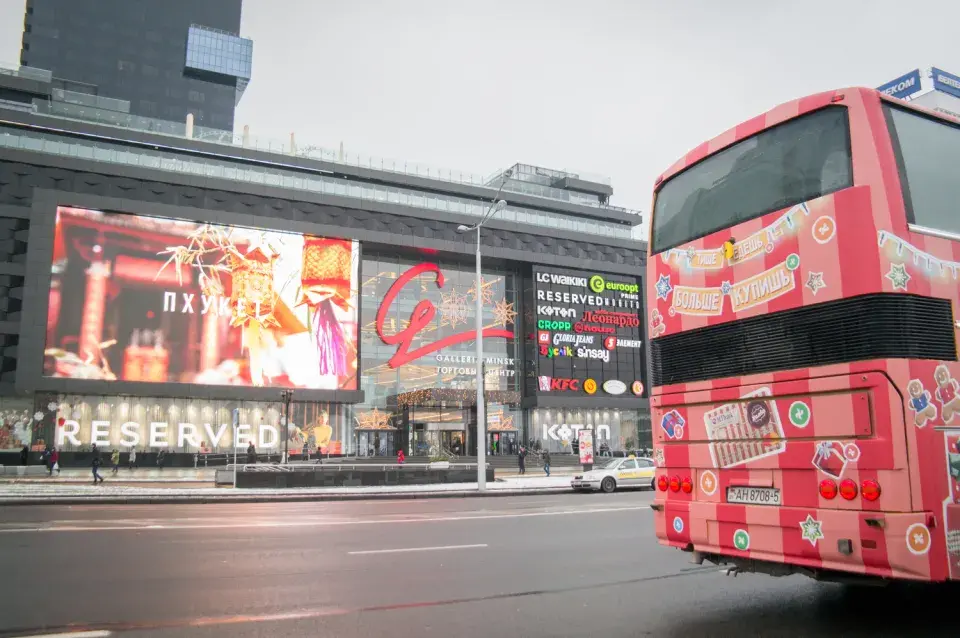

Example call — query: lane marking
[349,543,487,555]
[22,632,112,637]
[0,505,649,534]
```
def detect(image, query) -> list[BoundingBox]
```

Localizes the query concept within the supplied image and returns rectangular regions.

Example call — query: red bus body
[648,87,960,582]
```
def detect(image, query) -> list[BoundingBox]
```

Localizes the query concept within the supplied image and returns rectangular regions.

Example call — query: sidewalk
[2,466,579,484]
[0,475,578,505]
[2,467,217,484]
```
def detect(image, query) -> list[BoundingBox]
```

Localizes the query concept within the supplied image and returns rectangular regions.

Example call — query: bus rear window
[652,106,852,254]
[884,105,960,237]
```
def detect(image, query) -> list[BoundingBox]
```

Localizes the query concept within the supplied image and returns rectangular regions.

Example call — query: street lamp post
[281,389,293,463]
[456,171,511,492]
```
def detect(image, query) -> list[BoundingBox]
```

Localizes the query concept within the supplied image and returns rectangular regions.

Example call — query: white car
[570,456,656,493]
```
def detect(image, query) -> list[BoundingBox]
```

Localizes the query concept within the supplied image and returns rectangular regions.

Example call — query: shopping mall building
[0,65,649,464]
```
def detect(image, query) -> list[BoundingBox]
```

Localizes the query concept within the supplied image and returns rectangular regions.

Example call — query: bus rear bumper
[654,502,941,582]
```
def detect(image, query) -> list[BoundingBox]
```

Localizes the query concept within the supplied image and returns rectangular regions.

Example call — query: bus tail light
[839,479,858,500]
[819,479,838,499]
[861,479,881,501]
[680,477,693,494]
[657,475,668,491]
[669,476,681,492]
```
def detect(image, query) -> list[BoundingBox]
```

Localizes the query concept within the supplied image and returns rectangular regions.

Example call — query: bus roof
[654,87,959,190]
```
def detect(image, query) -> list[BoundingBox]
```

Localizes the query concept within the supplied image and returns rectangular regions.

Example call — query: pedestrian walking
[128,448,137,470]
[156,448,166,470]
[19,444,28,466]
[246,441,256,465]
[397,448,405,465]
[111,448,120,474]
[49,447,60,476]
[91,454,104,484]
[518,446,526,475]
[543,449,551,477]
[302,443,309,461]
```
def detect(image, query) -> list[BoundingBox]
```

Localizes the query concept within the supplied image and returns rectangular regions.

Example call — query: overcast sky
[1,0,958,231]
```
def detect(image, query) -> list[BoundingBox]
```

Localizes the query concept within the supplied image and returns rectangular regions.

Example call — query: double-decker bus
[647,87,960,583]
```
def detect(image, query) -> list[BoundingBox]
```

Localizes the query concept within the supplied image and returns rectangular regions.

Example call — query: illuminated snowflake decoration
[468,277,497,306]
[438,289,469,328]
[492,299,517,327]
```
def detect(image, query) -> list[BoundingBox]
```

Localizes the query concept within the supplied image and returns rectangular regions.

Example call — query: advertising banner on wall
[44,207,360,389]
[578,428,594,465]
[526,266,646,400]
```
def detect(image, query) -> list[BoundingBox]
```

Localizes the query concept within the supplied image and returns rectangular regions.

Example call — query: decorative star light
[655,274,673,301]
[799,514,824,547]
[720,280,732,296]
[438,289,469,328]
[468,277,496,306]
[886,262,911,291]
[492,298,517,327]
[805,271,826,296]
[354,408,394,430]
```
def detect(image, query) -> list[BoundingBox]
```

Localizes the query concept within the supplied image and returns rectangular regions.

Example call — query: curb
[0,486,577,506]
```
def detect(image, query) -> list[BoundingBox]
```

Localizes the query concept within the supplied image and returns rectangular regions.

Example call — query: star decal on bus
[799,515,824,547]
[655,274,673,300]
[805,271,825,296]
[885,262,911,291]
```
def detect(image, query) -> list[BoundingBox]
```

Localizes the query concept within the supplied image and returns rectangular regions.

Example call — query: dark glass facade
[19,0,247,131]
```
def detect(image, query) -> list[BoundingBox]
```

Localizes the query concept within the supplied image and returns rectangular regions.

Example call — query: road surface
[0,491,955,637]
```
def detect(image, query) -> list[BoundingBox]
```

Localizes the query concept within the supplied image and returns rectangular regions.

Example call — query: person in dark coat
[246,441,257,464]
[518,446,526,475]
[92,455,104,484]
[543,449,551,477]
[19,445,28,466]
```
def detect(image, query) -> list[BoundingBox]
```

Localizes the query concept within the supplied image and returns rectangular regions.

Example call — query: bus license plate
[726,486,781,506]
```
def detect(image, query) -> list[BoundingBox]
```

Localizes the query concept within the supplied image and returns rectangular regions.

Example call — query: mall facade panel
[0,106,649,463]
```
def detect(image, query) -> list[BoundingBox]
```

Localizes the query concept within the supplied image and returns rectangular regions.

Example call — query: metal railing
[0,61,52,83]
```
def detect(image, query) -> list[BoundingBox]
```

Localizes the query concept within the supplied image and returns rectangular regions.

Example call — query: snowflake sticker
[720,280,732,296]
[655,274,673,301]
[886,263,911,291]
[799,515,824,547]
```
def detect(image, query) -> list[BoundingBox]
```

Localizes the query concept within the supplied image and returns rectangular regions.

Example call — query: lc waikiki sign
[376,262,514,368]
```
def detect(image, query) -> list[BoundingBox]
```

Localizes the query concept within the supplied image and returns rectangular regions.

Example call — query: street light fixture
[455,171,511,492]
[280,389,293,463]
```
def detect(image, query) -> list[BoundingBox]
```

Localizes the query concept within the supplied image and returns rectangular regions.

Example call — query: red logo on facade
[549,378,580,391]
[603,336,617,351]
[538,331,551,344]
[376,263,514,369]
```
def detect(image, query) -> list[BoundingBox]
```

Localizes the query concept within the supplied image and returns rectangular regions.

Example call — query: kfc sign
[537,376,580,392]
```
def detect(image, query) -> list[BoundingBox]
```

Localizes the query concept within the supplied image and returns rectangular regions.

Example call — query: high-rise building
[18,0,252,132]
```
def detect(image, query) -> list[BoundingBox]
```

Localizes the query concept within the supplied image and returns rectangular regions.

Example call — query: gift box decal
[811,441,860,479]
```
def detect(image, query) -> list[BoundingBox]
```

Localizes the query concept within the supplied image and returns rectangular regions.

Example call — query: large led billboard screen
[44,207,360,390]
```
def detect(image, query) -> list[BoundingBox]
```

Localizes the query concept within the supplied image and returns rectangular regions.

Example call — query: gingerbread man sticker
[934,365,960,423]
[907,379,937,427]
[649,308,666,338]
